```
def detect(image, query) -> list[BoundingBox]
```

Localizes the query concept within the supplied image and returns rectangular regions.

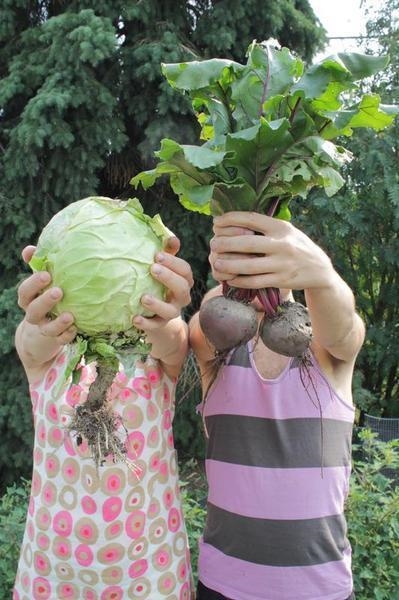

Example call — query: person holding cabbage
[13,197,195,599]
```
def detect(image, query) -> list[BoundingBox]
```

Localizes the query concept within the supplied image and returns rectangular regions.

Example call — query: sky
[308,0,378,57]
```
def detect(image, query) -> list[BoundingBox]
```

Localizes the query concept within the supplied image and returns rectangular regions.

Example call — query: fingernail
[133,316,143,326]
[142,295,152,305]
[166,236,178,248]
[40,272,50,283]
[50,288,61,299]
[156,252,165,263]
[151,264,162,275]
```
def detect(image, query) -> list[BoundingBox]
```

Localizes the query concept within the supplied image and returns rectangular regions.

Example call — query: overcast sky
[308,0,377,56]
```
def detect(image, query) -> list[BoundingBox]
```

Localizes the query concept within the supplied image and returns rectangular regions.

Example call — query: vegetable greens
[132,39,398,219]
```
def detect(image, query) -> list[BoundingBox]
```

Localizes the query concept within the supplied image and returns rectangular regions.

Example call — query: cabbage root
[68,360,141,475]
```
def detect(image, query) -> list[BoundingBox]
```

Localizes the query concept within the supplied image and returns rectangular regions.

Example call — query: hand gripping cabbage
[30,196,172,470]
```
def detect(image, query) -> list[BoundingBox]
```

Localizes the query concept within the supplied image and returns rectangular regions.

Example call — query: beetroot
[260,301,312,357]
[199,296,258,352]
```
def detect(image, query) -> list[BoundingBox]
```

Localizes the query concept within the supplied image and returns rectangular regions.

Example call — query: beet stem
[266,197,281,216]
[268,287,282,310]
[257,288,277,317]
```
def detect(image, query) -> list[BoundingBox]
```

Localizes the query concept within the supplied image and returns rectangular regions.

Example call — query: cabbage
[30,196,173,337]
[29,196,175,470]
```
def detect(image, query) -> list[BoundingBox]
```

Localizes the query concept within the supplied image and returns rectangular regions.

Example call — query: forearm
[305,269,365,362]
[188,284,226,368]
[147,316,189,379]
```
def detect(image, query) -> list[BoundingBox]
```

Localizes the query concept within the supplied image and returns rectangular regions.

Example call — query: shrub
[346,429,399,599]
[174,352,206,460]
[2,436,398,599]
[0,478,30,598]
[179,457,207,584]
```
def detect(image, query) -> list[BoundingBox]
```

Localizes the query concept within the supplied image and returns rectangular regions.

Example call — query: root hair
[298,351,325,478]
[67,360,141,476]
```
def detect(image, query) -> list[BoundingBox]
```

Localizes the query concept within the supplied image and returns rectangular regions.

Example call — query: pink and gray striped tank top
[198,343,355,600]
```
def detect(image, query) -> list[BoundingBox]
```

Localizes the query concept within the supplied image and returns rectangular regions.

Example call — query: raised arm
[191,212,365,368]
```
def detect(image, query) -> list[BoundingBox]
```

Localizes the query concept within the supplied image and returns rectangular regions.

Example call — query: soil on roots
[199,295,258,352]
[67,362,141,476]
[260,301,312,357]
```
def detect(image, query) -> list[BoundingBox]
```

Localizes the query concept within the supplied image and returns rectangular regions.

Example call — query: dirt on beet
[199,295,258,352]
[260,301,312,357]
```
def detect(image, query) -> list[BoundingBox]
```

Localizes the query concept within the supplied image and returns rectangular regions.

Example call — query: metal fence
[363,414,399,482]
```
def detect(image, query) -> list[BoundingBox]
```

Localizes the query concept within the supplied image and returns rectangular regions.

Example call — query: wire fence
[363,413,399,482]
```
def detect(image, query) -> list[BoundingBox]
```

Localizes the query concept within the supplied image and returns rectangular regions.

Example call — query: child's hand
[16,246,77,376]
[209,212,332,291]
[132,237,193,333]
[132,236,193,377]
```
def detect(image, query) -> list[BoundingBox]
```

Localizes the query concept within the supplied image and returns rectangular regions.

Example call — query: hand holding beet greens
[133,40,398,357]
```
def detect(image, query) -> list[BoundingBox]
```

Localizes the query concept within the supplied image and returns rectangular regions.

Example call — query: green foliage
[295,121,399,416]
[133,41,396,217]
[2,437,398,597]
[179,458,207,585]
[0,366,33,490]
[133,3,399,417]
[0,1,325,486]
[346,429,399,599]
[294,0,399,416]
[174,353,206,459]
[0,479,30,598]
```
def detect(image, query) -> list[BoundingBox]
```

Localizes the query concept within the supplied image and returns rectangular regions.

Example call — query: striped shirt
[198,343,355,600]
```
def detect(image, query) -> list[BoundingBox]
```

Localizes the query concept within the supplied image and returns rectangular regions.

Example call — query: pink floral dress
[13,348,193,600]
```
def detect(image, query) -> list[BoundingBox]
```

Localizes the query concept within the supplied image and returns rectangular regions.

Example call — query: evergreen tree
[0,0,325,487]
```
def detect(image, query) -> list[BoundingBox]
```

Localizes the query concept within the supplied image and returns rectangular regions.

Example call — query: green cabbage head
[29,196,173,337]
